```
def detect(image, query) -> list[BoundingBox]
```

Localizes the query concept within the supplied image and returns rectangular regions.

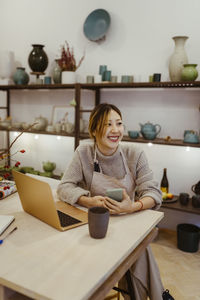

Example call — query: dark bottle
[161,168,169,193]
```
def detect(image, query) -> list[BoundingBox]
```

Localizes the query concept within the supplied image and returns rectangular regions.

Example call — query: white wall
[0,0,200,227]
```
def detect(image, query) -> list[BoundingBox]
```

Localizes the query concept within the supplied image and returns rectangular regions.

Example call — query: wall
[0,0,200,228]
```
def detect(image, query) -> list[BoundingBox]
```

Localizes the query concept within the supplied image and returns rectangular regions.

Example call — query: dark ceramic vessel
[192,195,200,208]
[178,193,189,206]
[191,181,200,195]
[88,207,109,239]
[28,44,48,72]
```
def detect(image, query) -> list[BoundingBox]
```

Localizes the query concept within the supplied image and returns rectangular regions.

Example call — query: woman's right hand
[77,195,107,208]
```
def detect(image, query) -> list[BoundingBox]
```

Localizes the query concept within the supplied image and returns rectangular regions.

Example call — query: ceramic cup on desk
[179,193,189,205]
[88,207,109,239]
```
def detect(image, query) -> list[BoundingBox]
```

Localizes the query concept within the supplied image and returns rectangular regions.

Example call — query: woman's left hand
[104,189,133,214]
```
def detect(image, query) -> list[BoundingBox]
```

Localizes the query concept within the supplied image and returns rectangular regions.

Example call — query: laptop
[12,170,88,231]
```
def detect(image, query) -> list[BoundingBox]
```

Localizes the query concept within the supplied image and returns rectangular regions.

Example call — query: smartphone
[106,188,123,202]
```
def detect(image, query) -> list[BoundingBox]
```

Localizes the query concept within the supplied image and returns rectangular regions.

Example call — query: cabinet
[0,81,200,154]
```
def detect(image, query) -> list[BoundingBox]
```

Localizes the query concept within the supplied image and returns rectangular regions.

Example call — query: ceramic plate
[162,197,178,204]
[83,9,111,41]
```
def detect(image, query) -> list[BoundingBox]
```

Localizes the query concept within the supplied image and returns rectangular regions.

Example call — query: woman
[57,103,174,300]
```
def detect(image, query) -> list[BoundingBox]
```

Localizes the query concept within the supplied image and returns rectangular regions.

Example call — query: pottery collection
[183,130,199,144]
[33,115,48,131]
[169,36,189,81]
[28,44,48,73]
[181,64,198,81]
[139,122,161,140]
[52,59,61,84]
[61,71,76,84]
[13,67,29,85]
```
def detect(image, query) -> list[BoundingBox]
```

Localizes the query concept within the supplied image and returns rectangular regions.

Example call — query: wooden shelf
[79,133,200,148]
[0,128,75,137]
[80,80,200,90]
[1,81,200,150]
[1,80,200,91]
[0,83,76,90]
[162,196,200,215]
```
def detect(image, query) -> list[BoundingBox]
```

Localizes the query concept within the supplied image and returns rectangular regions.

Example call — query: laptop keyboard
[57,210,82,227]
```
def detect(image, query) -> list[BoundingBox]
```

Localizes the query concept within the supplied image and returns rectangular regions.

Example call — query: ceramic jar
[61,71,76,84]
[13,67,29,85]
[181,64,198,81]
[52,59,61,84]
[169,36,188,81]
[33,115,48,130]
[28,44,48,73]
[0,50,15,80]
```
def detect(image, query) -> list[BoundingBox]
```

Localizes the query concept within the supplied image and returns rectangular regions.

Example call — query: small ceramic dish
[83,9,111,42]
[128,130,140,139]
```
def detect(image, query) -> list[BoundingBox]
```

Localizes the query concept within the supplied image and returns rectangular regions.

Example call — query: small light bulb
[186,146,190,152]
[14,132,18,137]
[148,142,153,147]
[56,136,61,140]
[34,135,39,140]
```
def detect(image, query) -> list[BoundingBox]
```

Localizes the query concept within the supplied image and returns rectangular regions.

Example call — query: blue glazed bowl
[128,130,140,139]
[83,9,111,42]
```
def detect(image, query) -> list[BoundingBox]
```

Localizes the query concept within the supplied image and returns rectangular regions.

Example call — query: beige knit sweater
[57,141,162,209]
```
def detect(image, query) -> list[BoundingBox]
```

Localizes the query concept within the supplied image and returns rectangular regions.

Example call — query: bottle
[161,168,169,193]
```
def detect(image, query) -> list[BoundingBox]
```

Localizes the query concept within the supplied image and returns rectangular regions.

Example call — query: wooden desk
[0,185,163,300]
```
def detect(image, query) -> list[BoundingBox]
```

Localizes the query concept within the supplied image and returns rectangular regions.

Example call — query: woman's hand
[77,195,107,208]
[104,190,134,214]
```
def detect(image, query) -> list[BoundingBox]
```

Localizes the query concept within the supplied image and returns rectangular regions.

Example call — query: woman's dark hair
[88,103,122,140]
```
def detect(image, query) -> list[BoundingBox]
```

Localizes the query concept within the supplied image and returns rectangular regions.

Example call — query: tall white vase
[0,50,15,80]
[169,36,188,82]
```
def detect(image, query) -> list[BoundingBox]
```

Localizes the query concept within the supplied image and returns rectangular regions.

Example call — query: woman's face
[94,109,124,155]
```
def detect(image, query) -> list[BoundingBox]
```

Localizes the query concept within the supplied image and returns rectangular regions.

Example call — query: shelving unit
[161,197,200,215]
[0,81,199,216]
[0,81,200,151]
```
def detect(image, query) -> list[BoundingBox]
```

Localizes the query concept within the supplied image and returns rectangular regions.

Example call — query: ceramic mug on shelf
[179,193,189,206]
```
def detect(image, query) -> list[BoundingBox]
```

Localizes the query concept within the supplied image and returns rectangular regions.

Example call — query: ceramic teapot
[183,130,199,144]
[43,161,56,172]
[191,181,200,195]
[140,122,161,139]
[33,115,48,131]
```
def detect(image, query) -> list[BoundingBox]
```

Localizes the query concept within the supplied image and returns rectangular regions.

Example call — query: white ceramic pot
[0,50,15,79]
[61,71,76,84]
[169,36,188,82]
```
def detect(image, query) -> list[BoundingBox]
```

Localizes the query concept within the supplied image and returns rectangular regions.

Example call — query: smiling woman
[57,102,174,300]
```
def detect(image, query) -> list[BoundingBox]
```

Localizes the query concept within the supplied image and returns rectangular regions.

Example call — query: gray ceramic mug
[88,207,109,239]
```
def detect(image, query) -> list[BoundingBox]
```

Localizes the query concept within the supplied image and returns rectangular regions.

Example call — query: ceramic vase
[28,44,48,73]
[52,59,61,84]
[0,50,15,80]
[181,64,198,81]
[61,71,76,84]
[169,36,188,81]
[13,67,29,85]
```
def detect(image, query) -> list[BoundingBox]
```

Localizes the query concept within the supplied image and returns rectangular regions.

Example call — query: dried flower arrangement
[0,123,35,180]
[57,41,85,72]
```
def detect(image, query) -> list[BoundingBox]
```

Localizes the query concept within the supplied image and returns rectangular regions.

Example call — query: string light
[56,136,61,140]
[34,135,39,140]
[148,142,153,147]
[186,146,190,152]
[13,132,18,137]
